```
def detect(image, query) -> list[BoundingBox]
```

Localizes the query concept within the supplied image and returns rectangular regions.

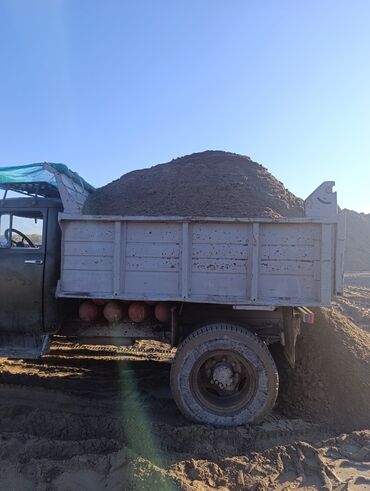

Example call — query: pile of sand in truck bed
[84,150,370,272]
[83,150,304,217]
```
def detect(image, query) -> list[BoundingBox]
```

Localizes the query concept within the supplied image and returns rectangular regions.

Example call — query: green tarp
[0,162,95,196]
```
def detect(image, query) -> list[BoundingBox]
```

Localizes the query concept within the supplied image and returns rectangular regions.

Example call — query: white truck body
[57,182,345,307]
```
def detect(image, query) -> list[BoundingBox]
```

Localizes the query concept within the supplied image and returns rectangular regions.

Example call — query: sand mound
[84,151,370,272]
[0,428,368,490]
[335,283,370,333]
[83,150,304,218]
[343,209,370,271]
[276,306,370,431]
[171,430,370,490]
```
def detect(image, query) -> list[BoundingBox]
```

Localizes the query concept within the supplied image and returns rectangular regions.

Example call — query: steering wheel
[4,228,36,248]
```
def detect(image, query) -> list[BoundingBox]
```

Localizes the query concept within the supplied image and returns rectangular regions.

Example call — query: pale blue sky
[0,1,369,212]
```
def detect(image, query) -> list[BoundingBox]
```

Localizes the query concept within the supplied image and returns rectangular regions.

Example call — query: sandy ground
[0,274,369,490]
[336,273,370,333]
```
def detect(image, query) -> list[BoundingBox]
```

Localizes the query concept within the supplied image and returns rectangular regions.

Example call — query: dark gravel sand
[83,150,304,218]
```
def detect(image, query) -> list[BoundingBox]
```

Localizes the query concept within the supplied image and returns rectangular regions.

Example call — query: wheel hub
[212,363,233,387]
[190,347,260,416]
[211,362,235,389]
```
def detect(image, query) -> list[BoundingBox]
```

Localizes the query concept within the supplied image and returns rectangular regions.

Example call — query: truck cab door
[0,208,49,357]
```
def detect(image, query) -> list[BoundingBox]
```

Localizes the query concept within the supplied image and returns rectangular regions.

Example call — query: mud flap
[282,308,301,368]
[0,333,50,359]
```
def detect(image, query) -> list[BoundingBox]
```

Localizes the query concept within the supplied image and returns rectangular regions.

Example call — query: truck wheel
[170,323,278,426]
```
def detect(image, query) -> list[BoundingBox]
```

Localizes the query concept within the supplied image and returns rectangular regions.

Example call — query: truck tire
[170,323,278,427]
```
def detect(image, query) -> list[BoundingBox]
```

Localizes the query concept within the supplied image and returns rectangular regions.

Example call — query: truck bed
[57,184,345,307]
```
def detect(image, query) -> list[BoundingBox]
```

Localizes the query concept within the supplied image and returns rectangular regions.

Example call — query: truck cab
[0,163,92,358]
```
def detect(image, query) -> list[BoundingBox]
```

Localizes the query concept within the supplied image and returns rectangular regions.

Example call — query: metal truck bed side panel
[57,214,339,307]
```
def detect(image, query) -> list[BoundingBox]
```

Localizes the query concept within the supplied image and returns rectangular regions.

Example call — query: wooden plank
[63,255,113,271]
[126,243,179,258]
[125,257,179,272]
[335,214,346,294]
[61,270,113,294]
[124,271,179,295]
[260,245,318,261]
[64,241,114,257]
[64,221,114,242]
[190,272,247,298]
[259,260,315,276]
[192,243,248,259]
[259,275,318,302]
[120,221,127,293]
[260,224,319,245]
[126,222,181,243]
[60,213,338,225]
[320,224,332,304]
[250,223,260,302]
[113,221,122,296]
[192,258,247,274]
[181,223,190,299]
[192,223,250,244]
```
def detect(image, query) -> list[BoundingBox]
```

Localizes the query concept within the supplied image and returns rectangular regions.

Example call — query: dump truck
[0,163,345,426]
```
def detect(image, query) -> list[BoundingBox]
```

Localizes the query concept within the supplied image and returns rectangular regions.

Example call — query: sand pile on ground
[276,306,370,432]
[83,150,304,218]
[335,281,370,333]
[0,430,367,490]
[343,209,370,271]
[171,430,370,490]
[0,430,368,490]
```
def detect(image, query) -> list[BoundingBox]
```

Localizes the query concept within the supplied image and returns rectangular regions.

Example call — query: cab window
[0,214,11,248]
[0,211,43,249]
